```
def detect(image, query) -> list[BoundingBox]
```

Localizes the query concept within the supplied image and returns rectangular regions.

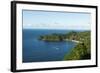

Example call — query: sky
[22,10,91,30]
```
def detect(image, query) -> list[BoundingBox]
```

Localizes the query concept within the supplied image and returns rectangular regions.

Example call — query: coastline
[64,39,80,43]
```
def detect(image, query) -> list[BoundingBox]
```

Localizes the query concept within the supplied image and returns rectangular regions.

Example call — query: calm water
[23,29,77,63]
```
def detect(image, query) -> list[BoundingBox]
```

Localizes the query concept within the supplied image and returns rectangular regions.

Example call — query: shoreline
[40,38,81,43]
[64,39,80,43]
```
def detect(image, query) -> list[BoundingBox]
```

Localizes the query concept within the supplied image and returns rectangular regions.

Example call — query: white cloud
[23,23,90,30]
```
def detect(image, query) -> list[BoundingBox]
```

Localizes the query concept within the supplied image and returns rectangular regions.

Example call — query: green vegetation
[64,31,91,60]
[39,33,65,41]
[39,31,80,42]
[39,31,91,60]
[64,42,90,60]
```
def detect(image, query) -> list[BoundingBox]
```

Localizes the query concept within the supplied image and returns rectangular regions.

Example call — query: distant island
[38,31,91,60]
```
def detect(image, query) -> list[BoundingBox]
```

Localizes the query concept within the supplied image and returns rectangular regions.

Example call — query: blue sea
[23,29,82,63]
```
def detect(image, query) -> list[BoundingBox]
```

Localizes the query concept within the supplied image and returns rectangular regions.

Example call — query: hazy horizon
[23,10,91,30]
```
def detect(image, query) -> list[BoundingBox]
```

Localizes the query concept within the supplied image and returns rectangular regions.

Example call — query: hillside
[64,31,91,60]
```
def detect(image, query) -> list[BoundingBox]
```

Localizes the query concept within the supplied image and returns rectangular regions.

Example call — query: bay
[23,29,77,63]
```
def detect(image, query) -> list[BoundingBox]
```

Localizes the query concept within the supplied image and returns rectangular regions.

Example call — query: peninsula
[38,31,91,60]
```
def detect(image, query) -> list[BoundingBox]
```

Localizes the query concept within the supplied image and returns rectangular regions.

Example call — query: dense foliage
[64,31,91,60]
[39,33,65,41]
[64,42,90,60]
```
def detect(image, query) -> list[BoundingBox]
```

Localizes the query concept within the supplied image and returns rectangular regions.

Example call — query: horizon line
[22,28,91,30]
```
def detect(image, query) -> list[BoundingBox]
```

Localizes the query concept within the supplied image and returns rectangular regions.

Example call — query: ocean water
[22,29,78,63]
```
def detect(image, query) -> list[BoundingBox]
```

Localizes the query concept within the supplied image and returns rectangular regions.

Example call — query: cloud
[23,23,90,30]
